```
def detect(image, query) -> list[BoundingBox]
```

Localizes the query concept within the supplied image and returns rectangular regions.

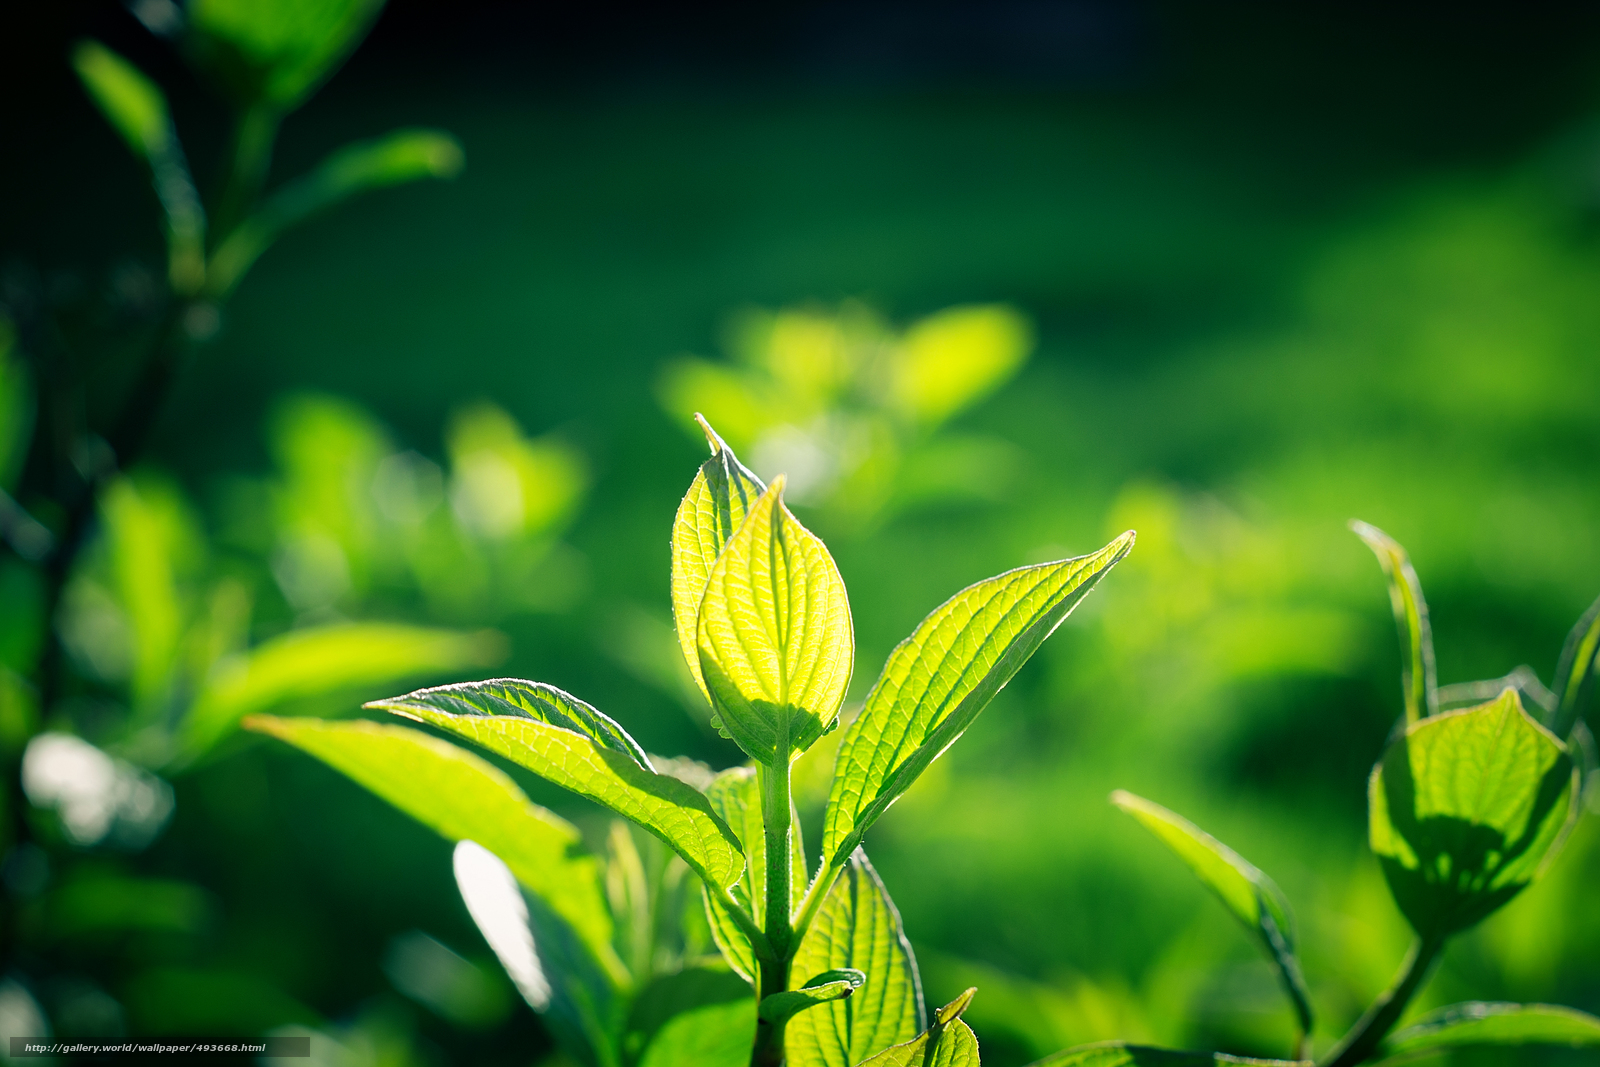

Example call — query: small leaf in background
[1109,791,1313,1037]
[369,682,746,889]
[180,622,503,762]
[1551,593,1600,739]
[696,477,853,763]
[185,0,384,109]
[245,717,618,980]
[757,968,865,1027]
[891,304,1033,428]
[855,988,980,1067]
[1377,1001,1600,1062]
[1027,1043,1305,1066]
[451,842,550,1011]
[1351,521,1438,724]
[823,532,1134,868]
[671,415,766,702]
[446,403,585,542]
[1369,687,1578,939]
[786,850,923,1067]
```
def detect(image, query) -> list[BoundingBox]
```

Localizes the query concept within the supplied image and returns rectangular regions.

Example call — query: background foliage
[3,3,1600,1064]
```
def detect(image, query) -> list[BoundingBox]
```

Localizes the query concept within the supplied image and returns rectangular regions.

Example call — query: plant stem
[751,749,795,1067]
[210,104,280,247]
[1320,936,1443,1067]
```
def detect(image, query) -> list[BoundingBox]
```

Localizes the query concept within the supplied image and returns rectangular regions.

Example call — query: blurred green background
[4,2,1600,1064]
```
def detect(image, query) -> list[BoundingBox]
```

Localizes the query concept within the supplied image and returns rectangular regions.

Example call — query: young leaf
[671,415,766,703]
[367,680,746,890]
[1377,1001,1600,1062]
[1369,687,1578,939]
[244,716,620,983]
[1551,593,1600,739]
[1351,521,1438,723]
[206,129,464,297]
[1109,791,1313,1036]
[700,765,807,981]
[178,623,502,764]
[758,968,865,1026]
[822,532,1134,870]
[786,849,924,1067]
[855,988,980,1067]
[697,476,854,763]
[1028,1044,1305,1066]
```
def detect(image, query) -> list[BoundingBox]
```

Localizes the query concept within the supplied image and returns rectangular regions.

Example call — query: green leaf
[758,969,865,1026]
[891,303,1033,427]
[1552,594,1600,739]
[1378,1001,1600,1063]
[822,532,1134,870]
[244,716,621,984]
[207,129,463,296]
[1109,791,1312,1035]
[625,968,755,1067]
[1351,521,1437,723]
[178,623,502,763]
[1027,1044,1305,1067]
[786,850,924,1067]
[368,679,746,890]
[855,988,980,1067]
[71,41,205,292]
[1369,687,1578,939]
[671,414,766,707]
[186,0,384,108]
[701,766,807,981]
[637,996,756,1067]
[697,476,854,763]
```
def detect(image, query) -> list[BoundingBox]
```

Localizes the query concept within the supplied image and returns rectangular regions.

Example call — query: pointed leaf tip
[936,988,977,1025]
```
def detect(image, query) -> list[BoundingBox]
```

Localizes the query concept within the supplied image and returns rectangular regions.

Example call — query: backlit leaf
[758,968,865,1026]
[855,989,979,1067]
[786,850,923,1067]
[1552,594,1600,739]
[1377,1001,1600,1063]
[823,532,1133,869]
[637,997,756,1067]
[1110,791,1312,1034]
[186,0,384,108]
[1369,687,1578,939]
[1351,521,1437,723]
[697,476,853,763]
[368,680,745,889]
[892,303,1033,427]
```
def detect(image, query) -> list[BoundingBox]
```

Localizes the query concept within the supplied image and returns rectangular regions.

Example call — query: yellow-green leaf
[1110,791,1311,1035]
[892,303,1032,427]
[1377,1001,1600,1063]
[855,989,980,1067]
[697,476,853,764]
[1351,521,1437,723]
[758,969,865,1026]
[1552,594,1600,739]
[368,680,746,890]
[1369,688,1578,939]
[823,533,1133,869]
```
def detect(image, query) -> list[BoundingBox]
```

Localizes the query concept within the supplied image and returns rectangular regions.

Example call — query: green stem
[1320,936,1443,1067]
[792,855,843,946]
[751,749,795,1067]
[210,103,280,247]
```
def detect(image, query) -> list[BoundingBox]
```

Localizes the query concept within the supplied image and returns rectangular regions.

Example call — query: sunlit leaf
[1028,1044,1305,1066]
[786,850,923,1067]
[243,716,621,984]
[855,988,979,1067]
[450,841,551,1010]
[1552,593,1600,739]
[179,623,501,763]
[758,969,865,1026]
[626,968,756,1067]
[1351,521,1437,723]
[186,0,384,108]
[368,679,745,889]
[892,304,1033,427]
[671,415,766,704]
[208,129,463,296]
[701,765,806,981]
[697,476,853,763]
[637,996,756,1067]
[1369,687,1578,939]
[1377,1001,1600,1063]
[1109,791,1312,1035]
[822,532,1134,869]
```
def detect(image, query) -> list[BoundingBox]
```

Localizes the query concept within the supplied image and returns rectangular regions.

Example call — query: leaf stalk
[1320,935,1443,1067]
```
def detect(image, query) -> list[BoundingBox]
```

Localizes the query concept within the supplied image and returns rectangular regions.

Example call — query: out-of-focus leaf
[855,988,979,1067]
[759,969,865,1026]
[892,304,1033,427]
[179,623,501,762]
[822,533,1133,870]
[1370,687,1578,939]
[0,668,38,757]
[449,842,550,1011]
[671,415,766,702]
[1109,791,1312,1035]
[1376,1001,1600,1062]
[1437,665,1554,717]
[1552,594,1600,739]
[245,716,621,983]
[697,476,853,763]
[208,129,462,296]
[702,766,806,982]
[637,996,756,1067]
[47,875,211,938]
[71,41,205,292]
[625,968,755,1067]
[446,403,586,542]
[369,680,745,889]
[0,320,34,492]
[186,0,384,108]
[786,850,923,1067]
[1028,1044,1305,1066]
[1351,521,1437,723]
